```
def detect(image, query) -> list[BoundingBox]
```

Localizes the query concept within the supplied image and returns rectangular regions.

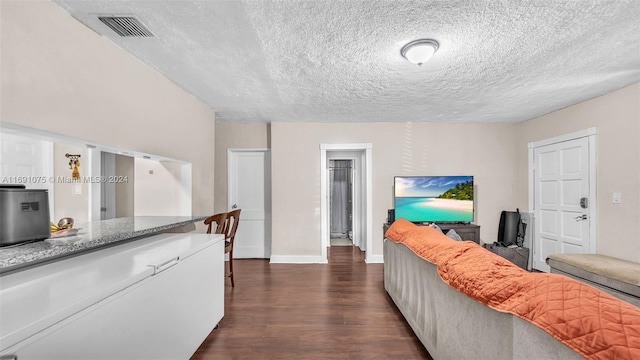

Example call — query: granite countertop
[0,216,207,274]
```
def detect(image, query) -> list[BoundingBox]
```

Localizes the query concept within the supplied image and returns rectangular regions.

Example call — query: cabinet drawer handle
[0,355,18,360]
[153,257,180,274]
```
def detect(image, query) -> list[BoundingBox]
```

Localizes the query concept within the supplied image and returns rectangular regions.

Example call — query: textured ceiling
[52,0,640,124]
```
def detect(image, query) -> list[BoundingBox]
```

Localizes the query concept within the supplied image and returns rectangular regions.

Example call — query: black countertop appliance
[0,185,51,246]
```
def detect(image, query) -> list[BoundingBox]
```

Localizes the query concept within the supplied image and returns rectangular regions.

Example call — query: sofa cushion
[446,229,462,241]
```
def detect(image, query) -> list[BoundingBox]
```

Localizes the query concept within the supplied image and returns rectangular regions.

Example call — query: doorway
[320,144,374,263]
[329,160,353,246]
[528,128,597,272]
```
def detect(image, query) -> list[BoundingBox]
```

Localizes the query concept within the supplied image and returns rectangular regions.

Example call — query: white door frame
[528,127,597,268]
[321,143,373,263]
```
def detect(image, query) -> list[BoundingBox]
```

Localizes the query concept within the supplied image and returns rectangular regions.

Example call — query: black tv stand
[383,222,481,244]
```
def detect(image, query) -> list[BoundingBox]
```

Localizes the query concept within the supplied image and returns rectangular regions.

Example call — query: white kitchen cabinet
[0,233,224,360]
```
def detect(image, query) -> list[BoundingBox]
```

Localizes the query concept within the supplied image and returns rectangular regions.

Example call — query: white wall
[1,1,216,224]
[53,143,89,226]
[269,122,519,259]
[134,158,182,216]
[516,83,640,263]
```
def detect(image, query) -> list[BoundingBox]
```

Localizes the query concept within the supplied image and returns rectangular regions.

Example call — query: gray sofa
[384,239,583,360]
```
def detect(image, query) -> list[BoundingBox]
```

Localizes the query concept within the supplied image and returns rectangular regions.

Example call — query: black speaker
[387,209,395,224]
[498,210,520,246]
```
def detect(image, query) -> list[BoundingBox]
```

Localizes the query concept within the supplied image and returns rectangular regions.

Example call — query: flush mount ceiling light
[401,39,439,66]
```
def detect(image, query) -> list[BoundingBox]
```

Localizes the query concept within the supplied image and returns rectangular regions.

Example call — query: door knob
[232,204,238,209]
[574,214,587,221]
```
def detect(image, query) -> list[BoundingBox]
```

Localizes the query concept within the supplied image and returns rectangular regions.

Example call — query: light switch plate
[612,192,621,204]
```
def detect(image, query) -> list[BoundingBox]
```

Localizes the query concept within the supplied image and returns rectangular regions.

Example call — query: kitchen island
[0,215,207,274]
[0,216,224,360]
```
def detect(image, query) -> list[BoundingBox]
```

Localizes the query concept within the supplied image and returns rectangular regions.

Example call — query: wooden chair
[204,212,227,235]
[224,209,241,287]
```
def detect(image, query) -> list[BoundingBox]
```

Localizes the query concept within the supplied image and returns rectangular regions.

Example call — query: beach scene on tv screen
[395,176,474,222]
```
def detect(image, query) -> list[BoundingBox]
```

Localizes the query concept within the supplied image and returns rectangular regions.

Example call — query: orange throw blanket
[386,219,640,359]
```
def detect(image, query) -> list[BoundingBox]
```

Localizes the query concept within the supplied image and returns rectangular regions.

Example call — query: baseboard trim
[269,255,328,264]
[366,254,384,263]
[234,246,267,259]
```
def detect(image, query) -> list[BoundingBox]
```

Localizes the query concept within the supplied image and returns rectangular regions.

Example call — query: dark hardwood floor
[191,246,432,360]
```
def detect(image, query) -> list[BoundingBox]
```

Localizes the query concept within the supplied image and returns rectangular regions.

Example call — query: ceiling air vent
[98,16,154,37]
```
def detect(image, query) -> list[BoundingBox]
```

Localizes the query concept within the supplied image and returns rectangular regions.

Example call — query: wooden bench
[546,254,640,308]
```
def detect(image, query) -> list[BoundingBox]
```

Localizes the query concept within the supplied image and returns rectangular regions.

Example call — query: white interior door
[532,137,593,272]
[228,149,271,259]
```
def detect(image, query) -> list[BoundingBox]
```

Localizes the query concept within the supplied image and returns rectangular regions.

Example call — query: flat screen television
[394,176,474,223]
